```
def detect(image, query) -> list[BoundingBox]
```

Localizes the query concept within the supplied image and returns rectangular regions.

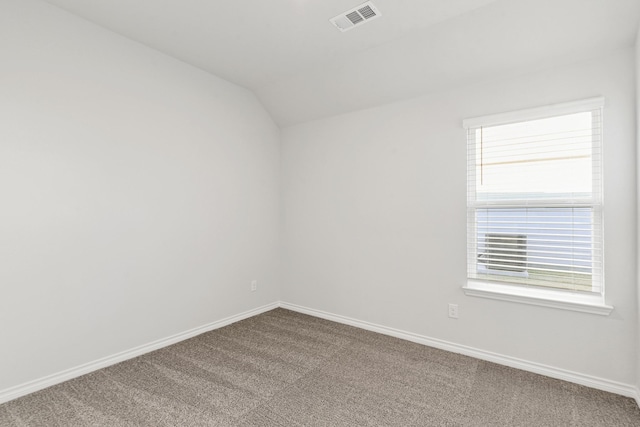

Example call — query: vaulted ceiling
[43,0,640,126]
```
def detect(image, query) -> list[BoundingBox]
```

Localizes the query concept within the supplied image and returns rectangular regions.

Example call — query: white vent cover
[330,2,381,32]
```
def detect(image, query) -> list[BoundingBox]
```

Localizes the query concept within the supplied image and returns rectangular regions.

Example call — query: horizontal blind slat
[466,105,603,294]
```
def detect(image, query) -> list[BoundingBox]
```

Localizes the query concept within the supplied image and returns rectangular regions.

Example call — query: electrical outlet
[251,280,257,292]
[448,303,459,319]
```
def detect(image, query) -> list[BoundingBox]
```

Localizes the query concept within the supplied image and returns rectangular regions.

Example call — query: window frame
[462,97,612,315]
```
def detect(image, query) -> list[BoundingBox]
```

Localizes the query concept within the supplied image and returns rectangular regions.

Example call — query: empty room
[1,0,640,425]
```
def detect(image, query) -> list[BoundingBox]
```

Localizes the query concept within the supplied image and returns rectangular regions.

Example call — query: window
[463,98,611,315]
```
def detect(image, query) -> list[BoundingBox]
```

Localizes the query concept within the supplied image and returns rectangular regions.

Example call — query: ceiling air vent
[330,2,382,32]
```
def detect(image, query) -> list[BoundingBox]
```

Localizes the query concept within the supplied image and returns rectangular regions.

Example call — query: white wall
[636,27,640,398]
[1,0,638,403]
[0,0,280,392]
[281,48,637,386]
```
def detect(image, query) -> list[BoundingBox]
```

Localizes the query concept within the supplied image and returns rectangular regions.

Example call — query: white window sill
[463,281,613,316]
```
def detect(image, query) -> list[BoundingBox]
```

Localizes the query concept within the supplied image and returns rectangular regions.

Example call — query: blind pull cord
[480,126,484,186]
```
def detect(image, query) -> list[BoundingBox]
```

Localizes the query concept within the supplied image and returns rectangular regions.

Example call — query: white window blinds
[465,98,604,294]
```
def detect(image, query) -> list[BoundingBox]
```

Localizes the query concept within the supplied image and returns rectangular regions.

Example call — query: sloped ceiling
[43,0,640,126]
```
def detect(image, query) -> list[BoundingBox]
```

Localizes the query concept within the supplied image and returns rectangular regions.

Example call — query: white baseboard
[279,301,638,400]
[2,300,637,407]
[0,302,279,405]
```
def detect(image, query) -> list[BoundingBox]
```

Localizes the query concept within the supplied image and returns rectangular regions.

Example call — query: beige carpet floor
[1,308,639,426]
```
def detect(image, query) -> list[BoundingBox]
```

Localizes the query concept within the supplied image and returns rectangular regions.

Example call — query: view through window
[466,102,603,294]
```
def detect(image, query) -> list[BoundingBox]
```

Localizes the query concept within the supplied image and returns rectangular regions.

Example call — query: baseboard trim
[0,302,279,405]
[279,301,638,400]
[3,301,637,406]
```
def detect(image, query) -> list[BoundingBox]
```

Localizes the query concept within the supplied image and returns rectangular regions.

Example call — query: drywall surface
[281,48,637,385]
[0,0,280,391]
[258,0,640,127]
[636,27,640,397]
